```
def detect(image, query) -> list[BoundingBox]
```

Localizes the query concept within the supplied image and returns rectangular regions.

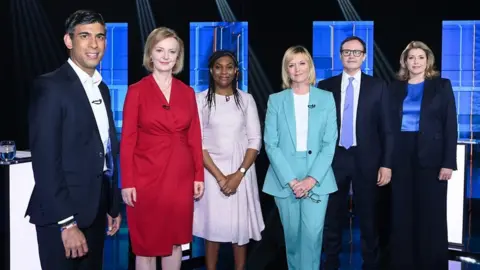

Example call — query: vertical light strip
[459,25,463,87]
[470,23,475,141]
[330,24,335,71]
[195,25,200,89]
[220,27,224,50]
[111,26,115,87]
[213,27,217,52]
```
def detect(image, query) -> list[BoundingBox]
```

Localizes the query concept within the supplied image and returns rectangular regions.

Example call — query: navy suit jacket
[317,73,394,170]
[388,77,457,170]
[26,62,120,228]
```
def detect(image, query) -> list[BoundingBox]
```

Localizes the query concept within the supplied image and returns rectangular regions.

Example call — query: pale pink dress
[193,90,265,245]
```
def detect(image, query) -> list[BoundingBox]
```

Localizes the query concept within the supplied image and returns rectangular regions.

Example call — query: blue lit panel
[189,22,248,92]
[188,21,248,259]
[442,21,480,199]
[97,23,127,190]
[97,22,128,270]
[98,22,128,135]
[441,21,480,142]
[312,21,374,82]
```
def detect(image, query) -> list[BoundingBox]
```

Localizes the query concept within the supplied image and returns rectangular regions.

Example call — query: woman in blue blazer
[388,41,457,270]
[263,45,338,270]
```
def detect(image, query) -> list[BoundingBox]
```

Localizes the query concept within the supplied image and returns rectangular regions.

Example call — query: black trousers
[323,147,381,270]
[390,132,448,270]
[36,176,109,270]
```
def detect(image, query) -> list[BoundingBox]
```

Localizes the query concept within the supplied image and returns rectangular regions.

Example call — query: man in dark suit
[317,36,394,270]
[27,10,121,270]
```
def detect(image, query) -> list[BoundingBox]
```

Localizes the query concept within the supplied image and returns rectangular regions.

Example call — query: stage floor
[103,198,480,269]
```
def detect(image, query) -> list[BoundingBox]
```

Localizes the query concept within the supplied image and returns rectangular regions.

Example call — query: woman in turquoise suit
[263,45,338,270]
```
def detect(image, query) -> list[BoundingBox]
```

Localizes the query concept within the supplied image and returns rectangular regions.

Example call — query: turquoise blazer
[262,86,338,198]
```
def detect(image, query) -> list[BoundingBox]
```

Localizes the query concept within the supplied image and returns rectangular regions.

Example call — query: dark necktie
[105,137,114,178]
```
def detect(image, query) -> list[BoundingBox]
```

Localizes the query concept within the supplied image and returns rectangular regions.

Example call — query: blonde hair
[397,41,439,81]
[281,46,316,89]
[143,27,185,74]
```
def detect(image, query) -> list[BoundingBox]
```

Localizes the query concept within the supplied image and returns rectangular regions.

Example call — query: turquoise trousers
[274,151,329,270]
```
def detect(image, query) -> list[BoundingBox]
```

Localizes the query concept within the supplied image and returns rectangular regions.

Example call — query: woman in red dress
[120,27,205,270]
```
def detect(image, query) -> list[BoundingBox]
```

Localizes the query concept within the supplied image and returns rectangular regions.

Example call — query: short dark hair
[340,36,367,54]
[65,10,105,37]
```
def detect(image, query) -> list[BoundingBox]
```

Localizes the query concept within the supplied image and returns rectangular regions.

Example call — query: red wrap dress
[120,75,203,256]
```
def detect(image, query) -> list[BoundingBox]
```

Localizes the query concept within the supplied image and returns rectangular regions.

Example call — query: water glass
[0,140,16,161]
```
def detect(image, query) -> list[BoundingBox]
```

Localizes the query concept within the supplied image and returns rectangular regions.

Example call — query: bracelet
[60,221,77,232]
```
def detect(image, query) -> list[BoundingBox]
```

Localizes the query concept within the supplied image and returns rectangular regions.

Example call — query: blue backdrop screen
[189,22,248,92]
[442,20,480,142]
[312,21,374,82]
[442,20,480,198]
[97,22,128,269]
[188,21,249,259]
[98,22,128,135]
[97,22,128,190]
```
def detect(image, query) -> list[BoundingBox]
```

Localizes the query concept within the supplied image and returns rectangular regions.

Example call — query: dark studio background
[6,0,479,149]
[2,0,480,269]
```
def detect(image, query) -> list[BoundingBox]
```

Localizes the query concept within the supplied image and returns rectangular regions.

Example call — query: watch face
[240,168,246,173]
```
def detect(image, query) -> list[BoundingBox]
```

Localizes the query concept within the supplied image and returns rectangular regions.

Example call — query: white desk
[1,156,192,269]
[1,158,41,270]
[448,143,467,247]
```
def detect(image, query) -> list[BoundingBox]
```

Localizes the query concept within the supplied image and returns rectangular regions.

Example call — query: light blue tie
[341,77,354,149]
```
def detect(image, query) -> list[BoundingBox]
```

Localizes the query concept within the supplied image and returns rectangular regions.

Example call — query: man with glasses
[316,36,394,270]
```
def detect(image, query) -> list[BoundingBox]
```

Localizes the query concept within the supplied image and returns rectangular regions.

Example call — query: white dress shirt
[59,59,109,225]
[339,70,361,147]
[293,92,310,151]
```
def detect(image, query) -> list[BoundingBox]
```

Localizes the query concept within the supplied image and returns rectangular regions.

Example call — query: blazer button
[99,152,104,158]
[308,150,312,154]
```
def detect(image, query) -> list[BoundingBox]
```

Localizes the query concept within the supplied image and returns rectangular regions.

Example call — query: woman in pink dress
[193,50,265,270]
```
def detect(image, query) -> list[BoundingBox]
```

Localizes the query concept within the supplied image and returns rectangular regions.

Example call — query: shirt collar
[67,58,102,86]
[342,70,361,82]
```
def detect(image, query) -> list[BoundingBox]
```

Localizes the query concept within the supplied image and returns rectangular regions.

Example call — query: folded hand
[292,177,316,198]
[222,171,243,195]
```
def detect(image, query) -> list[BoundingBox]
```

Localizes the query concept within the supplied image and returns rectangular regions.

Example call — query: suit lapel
[307,86,318,149]
[355,73,370,134]
[63,64,103,146]
[419,79,436,131]
[283,89,296,148]
[99,83,119,155]
[332,75,342,131]
[99,83,114,133]
[393,81,408,119]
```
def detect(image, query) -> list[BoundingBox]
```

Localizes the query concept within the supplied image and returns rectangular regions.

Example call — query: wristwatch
[239,167,246,174]
[60,220,77,232]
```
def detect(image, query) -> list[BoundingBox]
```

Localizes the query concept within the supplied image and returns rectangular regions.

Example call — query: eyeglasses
[307,191,321,203]
[341,50,364,57]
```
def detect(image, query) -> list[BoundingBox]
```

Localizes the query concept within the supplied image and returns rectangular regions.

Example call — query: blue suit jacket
[262,86,338,198]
